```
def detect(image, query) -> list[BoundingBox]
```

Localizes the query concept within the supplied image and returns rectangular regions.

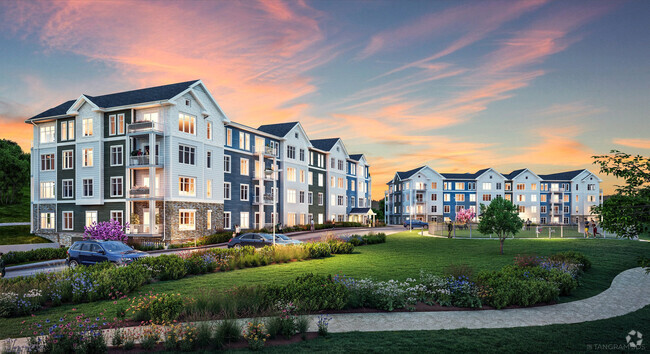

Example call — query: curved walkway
[1,268,648,349]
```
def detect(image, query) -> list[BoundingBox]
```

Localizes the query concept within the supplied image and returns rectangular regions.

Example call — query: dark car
[66,240,147,268]
[227,233,275,248]
[403,220,429,229]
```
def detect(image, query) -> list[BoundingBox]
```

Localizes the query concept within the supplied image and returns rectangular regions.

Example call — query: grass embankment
[0,225,51,245]
[1,231,648,339]
[0,187,30,223]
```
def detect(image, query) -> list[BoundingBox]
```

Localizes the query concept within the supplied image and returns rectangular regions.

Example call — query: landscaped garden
[0,230,648,351]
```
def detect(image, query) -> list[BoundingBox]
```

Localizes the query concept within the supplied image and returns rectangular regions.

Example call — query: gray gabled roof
[348,154,364,161]
[538,169,585,181]
[503,169,526,180]
[441,168,490,180]
[310,138,340,151]
[256,122,300,137]
[28,80,200,121]
[349,207,375,215]
[397,166,427,180]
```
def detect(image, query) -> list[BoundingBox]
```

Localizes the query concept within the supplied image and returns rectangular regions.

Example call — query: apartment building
[28,81,373,245]
[385,165,602,225]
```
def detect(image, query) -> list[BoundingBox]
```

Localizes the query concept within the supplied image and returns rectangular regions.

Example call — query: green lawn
[431,225,590,238]
[0,187,30,223]
[227,304,650,353]
[0,225,51,245]
[1,231,648,339]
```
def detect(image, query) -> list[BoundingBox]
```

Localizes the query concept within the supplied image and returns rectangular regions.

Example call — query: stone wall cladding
[164,201,224,244]
[32,203,60,244]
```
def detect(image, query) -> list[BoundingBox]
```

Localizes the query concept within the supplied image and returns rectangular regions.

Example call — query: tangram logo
[626,330,643,348]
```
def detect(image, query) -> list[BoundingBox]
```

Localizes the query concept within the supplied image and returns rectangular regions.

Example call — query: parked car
[227,233,275,248]
[403,220,429,229]
[66,240,148,268]
[272,234,303,245]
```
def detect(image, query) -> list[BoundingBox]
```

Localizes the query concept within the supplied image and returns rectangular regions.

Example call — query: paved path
[1,267,648,350]
[0,222,30,227]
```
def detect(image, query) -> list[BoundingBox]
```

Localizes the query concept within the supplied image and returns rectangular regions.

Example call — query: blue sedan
[66,240,147,268]
[403,220,429,229]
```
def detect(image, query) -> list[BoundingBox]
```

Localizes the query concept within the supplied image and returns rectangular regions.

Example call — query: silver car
[270,234,303,245]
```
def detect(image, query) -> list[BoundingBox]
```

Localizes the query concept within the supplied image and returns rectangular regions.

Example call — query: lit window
[41,154,55,171]
[40,182,55,199]
[287,167,296,182]
[287,189,296,203]
[240,158,249,176]
[82,148,93,167]
[82,118,93,136]
[179,177,196,196]
[85,211,97,227]
[62,150,73,170]
[226,129,232,146]
[40,125,55,143]
[40,212,55,229]
[179,210,196,230]
[207,121,212,140]
[206,179,212,198]
[178,113,196,134]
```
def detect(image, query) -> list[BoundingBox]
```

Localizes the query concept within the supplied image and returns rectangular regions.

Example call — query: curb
[6,259,66,271]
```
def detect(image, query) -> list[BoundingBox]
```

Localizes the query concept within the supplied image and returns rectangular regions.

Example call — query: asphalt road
[3,226,403,279]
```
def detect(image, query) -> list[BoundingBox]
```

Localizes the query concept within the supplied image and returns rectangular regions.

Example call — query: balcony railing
[127,121,163,134]
[129,155,163,166]
[253,193,275,205]
[254,145,277,157]
[252,171,274,181]
[127,224,162,235]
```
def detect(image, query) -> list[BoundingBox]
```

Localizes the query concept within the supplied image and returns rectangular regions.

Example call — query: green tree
[0,139,30,205]
[592,150,650,239]
[374,199,385,222]
[477,196,523,255]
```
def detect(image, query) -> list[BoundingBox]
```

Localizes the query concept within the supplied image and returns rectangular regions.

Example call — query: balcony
[253,171,274,181]
[129,155,163,167]
[253,193,275,205]
[127,224,162,235]
[127,121,163,134]
[254,145,277,158]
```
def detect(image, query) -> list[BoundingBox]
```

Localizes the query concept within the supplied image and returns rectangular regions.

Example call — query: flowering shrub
[276,301,297,338]
[126,291,185,324]
[179,251,218,275]
[514,254,543,268]
[317,315,332,336]
[135,255,187,280]
[21,314,109,354]
[242,322,269,351]
[83,219,129,242]
[455,208,476,224]
[164,323,198,351]
[264,274,348,312]
[548,251,591,271]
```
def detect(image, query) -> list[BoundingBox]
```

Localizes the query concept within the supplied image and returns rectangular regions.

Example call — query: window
[338,178,345,189]
[61,121,68,141]
[505,183,512,191]
[531,194,537,202]
[338,195,344,206]
[541,194,547,202]
[517,195,526,202]
[318,192,323,206]
[109,115,117,136]
[178,144,196,165]
[83,178,93,197]
[110,177,123,197]
[541,206,547,213]
[62,179,73,199]
[40,212,55,229]
[240,212,250,229]
[431,194,437,201]
[531,183,537,191]
[299,149,305,161]
[432,182,437,189]
[224,212,231,229]
[563,195,569,202]
[444,194,450,202]
[206,151,212,168]
[444,205,450,213]
[239,132,250,150]
[518,205,526,213]
[179,210,196,230]
[224,182,231,200]
[40,182,55,199]
[82,118,93,136]
[226,128,232,146]
[206,180,212,198]
[287,189,296,203]
[531,206,537,213]
[541,217,547,224]
[85,211,97,227]
[431,205,437,213]
[300,170,305,183]
[240,184,249,201]
[351,181,356,191]
[222,155,231,173]
[111,211,124,225]
[62,211,73,230]
[563,206,569,213]
[41,154,55,171]
[287,167,296,181]
[82,148,93,167]
[308,191,313,205]
[40,125,55,143]
[287,146,296,159]
[299,191,305,204]
[240,158,249,176]
[516,183,525,190]
[455,182,464,190]
[455,194,465,202]
[338,160,344,171]
[588,195,596,202]
[318,173,323,187]
[178,113,196,134]
[143,112,158,122]
[331,157,335,169]
[482,194,492,201]
[207,121,212,140]
[179,177,196,196]
[206,210,212,230]
[110,146,123,166]
[496,183,502,190]
[587,184,596,191]
[308,171,313,186]
[482,182,492,190]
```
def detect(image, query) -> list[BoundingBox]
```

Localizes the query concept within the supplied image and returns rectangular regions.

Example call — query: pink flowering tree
[83,219,130,242]
[455,208,476,224]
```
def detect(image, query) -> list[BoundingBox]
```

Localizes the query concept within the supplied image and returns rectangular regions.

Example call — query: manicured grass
[0,187,30,223]
[0,225,51,245]
[431,225,589,238]
[227,305,650,353]
[1,231,648,339]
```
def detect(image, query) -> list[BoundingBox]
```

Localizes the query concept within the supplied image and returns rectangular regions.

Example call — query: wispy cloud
[613,138,650,150]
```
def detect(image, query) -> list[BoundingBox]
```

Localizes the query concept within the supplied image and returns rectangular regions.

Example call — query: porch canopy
[348,207,377,225]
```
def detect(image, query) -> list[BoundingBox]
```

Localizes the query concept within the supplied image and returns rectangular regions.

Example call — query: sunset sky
[1,0,649,200]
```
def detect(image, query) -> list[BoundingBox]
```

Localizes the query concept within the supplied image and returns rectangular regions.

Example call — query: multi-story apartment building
[346,154,374,223]
[311,138,349,222]
[28,81,373,245]
[28,80,228,245]
[385,165,602,225]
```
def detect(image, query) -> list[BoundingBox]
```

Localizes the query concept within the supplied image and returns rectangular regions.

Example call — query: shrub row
[1,247,68,266]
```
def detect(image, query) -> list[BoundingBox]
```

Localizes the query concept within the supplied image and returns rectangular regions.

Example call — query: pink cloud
[613,139,650,150]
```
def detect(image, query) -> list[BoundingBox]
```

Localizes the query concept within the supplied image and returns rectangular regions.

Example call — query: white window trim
[240,183,249,201]
[85,211,98,227]
[224,211,232,229]
[110,210,124,224]
[110,176,124,197]
[82,118,93,137]
[82,148,93,168]
[62,179,74,199]
[178,209,196,230]
[178,176,197,197]
[62,150,74,170]
[62,211,74,231]
[82,178,94,198]
[224,155,231,173]
[224,182,231,200]
[110,145,123,167]
[240,158,249,176]
[109,114,117,136]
